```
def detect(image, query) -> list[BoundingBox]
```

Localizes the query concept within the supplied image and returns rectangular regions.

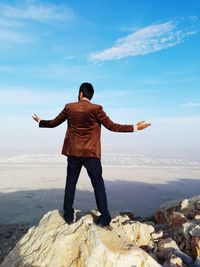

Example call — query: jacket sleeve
[39,105,68,128]
[96,105,134,132]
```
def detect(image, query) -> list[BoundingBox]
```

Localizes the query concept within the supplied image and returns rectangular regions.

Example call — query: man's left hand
[136,121,151,130]
[32,114,41,123]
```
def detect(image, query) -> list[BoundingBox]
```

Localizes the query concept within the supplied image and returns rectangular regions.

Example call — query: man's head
[78,82,94,101]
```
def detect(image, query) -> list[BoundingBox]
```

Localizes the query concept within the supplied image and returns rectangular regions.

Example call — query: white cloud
[90,20,197,62]
[0,2,75,46]
[181,102,200,108]
[1,3,75,22]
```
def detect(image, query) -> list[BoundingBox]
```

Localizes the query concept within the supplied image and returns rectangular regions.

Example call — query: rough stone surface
[169,212,187,228]
[158,238,180,252]
[1,210,161,267]
[194,256,200,265]
[194,214,200,220]
[112,214,154,247]
[195,200,200,210]
[151,230,163,240]
[153,195,200,265]
[155,195,200,223]
[2,195,200,266]
[163,255,183,267]
[191,236,200,258]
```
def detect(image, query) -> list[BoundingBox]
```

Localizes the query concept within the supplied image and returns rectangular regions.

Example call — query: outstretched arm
[96,105,151,132]
[32,105,68,128]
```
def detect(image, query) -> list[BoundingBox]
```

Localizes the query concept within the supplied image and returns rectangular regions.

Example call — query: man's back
[39,98,134,159]
[64,99,102,158]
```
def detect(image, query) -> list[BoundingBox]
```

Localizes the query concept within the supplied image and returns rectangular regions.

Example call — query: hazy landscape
[0,153,199,225]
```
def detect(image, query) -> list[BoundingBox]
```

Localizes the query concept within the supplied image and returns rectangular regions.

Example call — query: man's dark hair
[79,82,94,100]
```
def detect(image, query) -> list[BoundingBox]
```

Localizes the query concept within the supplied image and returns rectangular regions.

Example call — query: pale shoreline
[0,160,200,225]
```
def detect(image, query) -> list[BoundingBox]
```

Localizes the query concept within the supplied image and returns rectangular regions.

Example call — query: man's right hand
[32,114,41,123]
[136,120,151,130]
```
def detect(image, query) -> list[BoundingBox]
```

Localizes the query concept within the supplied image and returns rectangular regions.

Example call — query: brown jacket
[39,99,134,159]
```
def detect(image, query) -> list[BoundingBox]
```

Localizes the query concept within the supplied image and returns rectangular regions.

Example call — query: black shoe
[94,216,111,227]
[63,214,74,225]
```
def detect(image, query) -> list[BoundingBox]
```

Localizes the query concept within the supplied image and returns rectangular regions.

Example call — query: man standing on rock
[32,83,151,227]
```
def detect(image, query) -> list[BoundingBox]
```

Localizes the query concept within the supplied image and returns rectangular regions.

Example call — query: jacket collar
[80,97,90,102]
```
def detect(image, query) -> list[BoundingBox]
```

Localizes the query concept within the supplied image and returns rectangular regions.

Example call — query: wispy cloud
[0,2,75,45]
[89,19,198,62]
[180,102,200,108]
[1,3,75,22]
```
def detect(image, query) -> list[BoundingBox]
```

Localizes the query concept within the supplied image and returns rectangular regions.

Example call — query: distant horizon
[0,146,199,162]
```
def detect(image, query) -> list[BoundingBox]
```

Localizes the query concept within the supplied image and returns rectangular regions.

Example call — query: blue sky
[0,0,199,158]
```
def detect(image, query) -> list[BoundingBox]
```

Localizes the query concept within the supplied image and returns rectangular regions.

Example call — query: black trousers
[63,156,111,222]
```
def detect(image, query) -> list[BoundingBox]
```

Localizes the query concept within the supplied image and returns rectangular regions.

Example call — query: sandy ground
[0,162,200,225]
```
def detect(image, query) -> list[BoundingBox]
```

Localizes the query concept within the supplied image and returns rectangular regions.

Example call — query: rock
[180,221,197,239]
[155,210,167,224]
[1,210,161,267]
[189,224,200,237]
[157,238,193,265]
[3,195,200,266]
[110,214,155,247]
[115,195,200,266]
[195,201,200,210]
[172,249,194,266]
[122,221,155,247]
[155,196,200,223]
[151,230,163,240]
[194,256,200,265]
[158,238,180,252]
[194,214,200,220]
[179,240,185,250]
[191,237,200,258]
[180,199,189,211]
[169,255,183,266]
[119,210,135,221]
[163,255,183,267]
[169,212,187,228]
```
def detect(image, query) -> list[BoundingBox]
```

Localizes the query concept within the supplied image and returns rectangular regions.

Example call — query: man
[32,83,151,227]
